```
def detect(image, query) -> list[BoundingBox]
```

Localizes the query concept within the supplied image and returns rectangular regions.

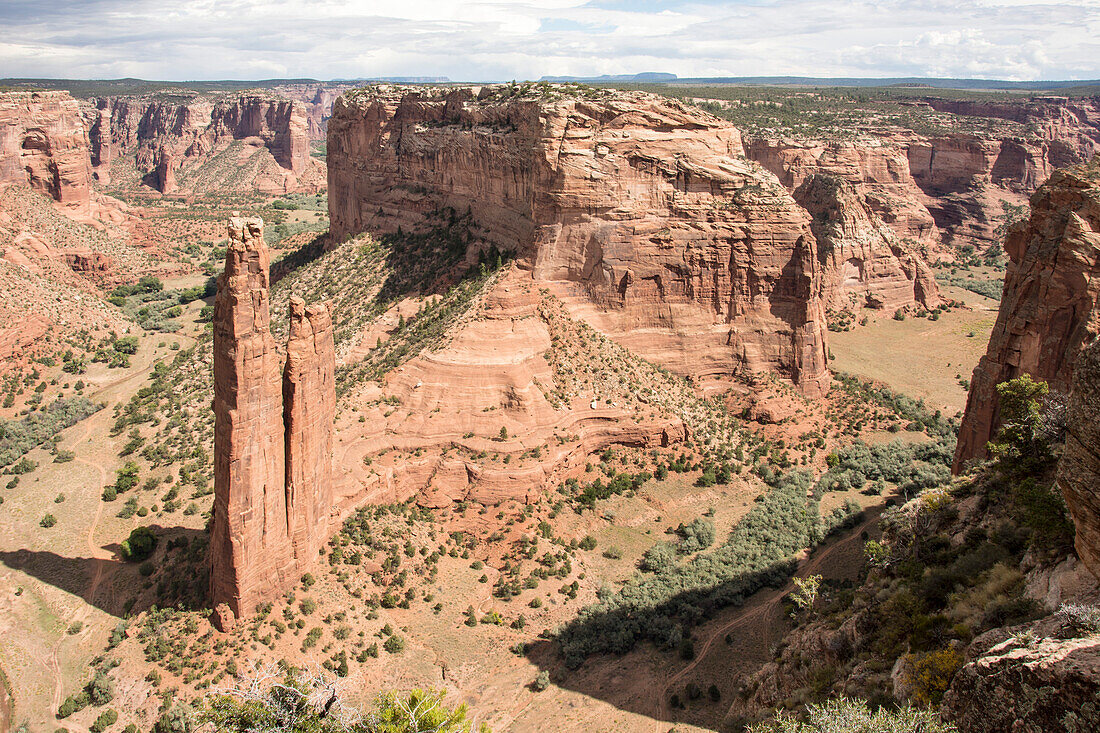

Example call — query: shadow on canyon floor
[523,512,880,731]
[0,525,208,617]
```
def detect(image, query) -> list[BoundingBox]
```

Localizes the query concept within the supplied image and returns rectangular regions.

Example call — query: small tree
[790,574,822,617]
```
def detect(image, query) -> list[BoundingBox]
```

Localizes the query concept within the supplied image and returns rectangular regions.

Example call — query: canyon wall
[0,91,91,210]
[86,93,322,194]
[209,216,334,623]
[1057,338,1100,576]
[954,160,1100,471]
[328,87,843,394]
[742,102,1099,251]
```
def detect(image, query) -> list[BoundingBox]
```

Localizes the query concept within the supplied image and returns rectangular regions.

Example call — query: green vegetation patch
[0,396,101,468]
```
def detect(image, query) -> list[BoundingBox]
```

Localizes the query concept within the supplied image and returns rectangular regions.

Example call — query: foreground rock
[941,614,1100,733]
[1057,338,1100,576]
[209,216,335,622]
[955,159,1100,470]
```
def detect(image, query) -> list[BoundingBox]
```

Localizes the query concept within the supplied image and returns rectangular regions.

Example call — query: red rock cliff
[1056,337,1100,576]
[88,93,321,194]
[954,160,1100,471]
[328,86,831,396]
[210,216,336,621]
[0,91,91,210]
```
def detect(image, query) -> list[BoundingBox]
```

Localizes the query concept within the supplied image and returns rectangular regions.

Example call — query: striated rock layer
[0,91,92,210]
[210,216,335,621]
[328,86,835,396]
[954,160,1100,471]
[86,93,323,194]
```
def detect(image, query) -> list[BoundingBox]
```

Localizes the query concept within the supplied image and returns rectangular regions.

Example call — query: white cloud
[0,0,1096,80]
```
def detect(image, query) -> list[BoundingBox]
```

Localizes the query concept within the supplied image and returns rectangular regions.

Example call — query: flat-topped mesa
[284,296,335,564]
[328,85,831,396]
[0,91,92,210]
[954,160,1100,472]
[209,217,336,624]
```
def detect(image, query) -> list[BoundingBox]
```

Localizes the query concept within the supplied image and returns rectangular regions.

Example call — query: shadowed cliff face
[327,86,834,397]
[954,160,1100,471]
[0,91,92,210]
[1057,338,1100,577]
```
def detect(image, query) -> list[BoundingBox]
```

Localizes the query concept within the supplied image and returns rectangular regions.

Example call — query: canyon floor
[0,189,988,730]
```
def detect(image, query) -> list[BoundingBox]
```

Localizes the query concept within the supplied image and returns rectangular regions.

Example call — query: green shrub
[120,526,156,561]
[90,709,118,733]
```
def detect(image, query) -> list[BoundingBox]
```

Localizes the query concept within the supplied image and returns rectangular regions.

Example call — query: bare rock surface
[328,86,836,396]
[0,91,92,210]
[210,216,335,621]
[955,160,1100,470]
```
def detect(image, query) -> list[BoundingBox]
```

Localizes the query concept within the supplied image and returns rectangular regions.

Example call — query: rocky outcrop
[328,85,831,396]
[743,136,940,246]
[1056,339,1100,577]
[209,216,335,622]
[941,614,1100,733]
[0,91,91,210]
[283,296,335,565]
[794,174,941,312]
[954,160,1100,471]
[87,93,323,194]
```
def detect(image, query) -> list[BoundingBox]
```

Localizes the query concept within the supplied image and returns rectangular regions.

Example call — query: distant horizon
[3,2,1097,83]
[5,74,1100,88]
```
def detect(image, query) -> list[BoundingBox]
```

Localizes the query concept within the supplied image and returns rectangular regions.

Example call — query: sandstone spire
[284,296,336,564]
[209,216,336,624]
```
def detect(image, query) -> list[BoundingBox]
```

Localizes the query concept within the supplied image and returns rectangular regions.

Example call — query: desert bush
[121,526,157,561]
[0,396,100,467]
[748,696,956,732]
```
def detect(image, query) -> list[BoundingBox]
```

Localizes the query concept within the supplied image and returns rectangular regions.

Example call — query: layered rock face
[210,216,335,620]
[283,296,336,565]
[954,161,1100,470]
[87,93,322,194]
[328,86,833,395]
[1056,338,1100,576]
[794,174,941,312]
[0,91,92,210]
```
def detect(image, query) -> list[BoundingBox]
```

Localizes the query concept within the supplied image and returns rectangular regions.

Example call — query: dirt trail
[652,515,877,731]
[43,333,197,718]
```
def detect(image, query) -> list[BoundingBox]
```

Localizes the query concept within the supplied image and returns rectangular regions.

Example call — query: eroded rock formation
[794,174,941,312]
[210,216,334,621]
[954,160,1100,470]
[86,93,323,194]
[1056,338,1100,576]
[0,91,92,210]
[328,86,833,396]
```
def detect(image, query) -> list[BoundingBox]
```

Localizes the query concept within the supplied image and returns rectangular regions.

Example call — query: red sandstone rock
[328,86,831,396]
[209,217,338,620]
[955,161,1100,471]
[1056,338,1100,577]
[284,296,336,564]
[0,91,92,211]
[794,174,942,312]
[87,93,323,194]
[210,216,293,618]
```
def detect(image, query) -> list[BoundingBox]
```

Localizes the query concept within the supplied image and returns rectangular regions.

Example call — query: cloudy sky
[1,0,1098,82]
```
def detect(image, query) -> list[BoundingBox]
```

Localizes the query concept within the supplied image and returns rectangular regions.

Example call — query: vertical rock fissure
[210,216,335,627]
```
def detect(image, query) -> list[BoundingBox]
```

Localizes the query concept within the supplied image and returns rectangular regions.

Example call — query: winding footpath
[652,515,878,732]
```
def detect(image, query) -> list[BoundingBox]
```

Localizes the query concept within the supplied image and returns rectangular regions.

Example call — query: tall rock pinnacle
[284,296,336,565]
[209,216,336,624]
